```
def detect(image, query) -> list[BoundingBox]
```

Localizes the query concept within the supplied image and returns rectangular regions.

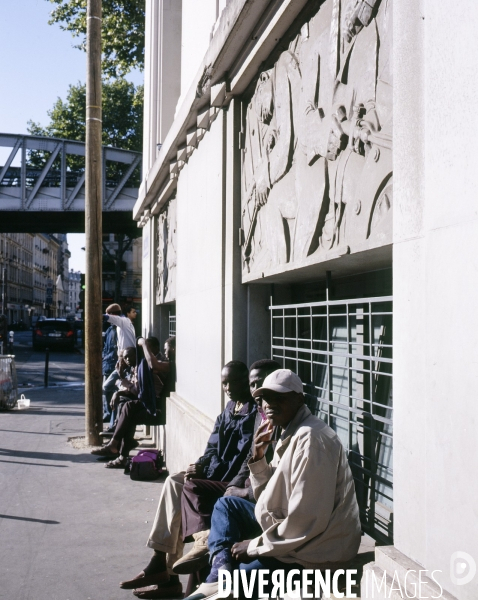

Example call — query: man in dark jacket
[92,337,174,467]
[173,359,281,576]
[101,304,120,422]
[119,361,256,599]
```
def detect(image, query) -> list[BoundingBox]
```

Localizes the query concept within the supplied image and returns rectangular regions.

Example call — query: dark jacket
[227,412,279,501]
[102,325,118,376]
[137,358,157,416]
[196,400,257,482]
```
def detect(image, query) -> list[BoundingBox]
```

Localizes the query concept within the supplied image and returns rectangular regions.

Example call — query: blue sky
[0,0,143,272]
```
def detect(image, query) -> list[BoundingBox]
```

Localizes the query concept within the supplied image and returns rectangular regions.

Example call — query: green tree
[47,0,145,78]
[28,79,143,183]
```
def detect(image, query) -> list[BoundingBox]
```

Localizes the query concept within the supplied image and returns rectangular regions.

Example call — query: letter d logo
[450,551,476,586]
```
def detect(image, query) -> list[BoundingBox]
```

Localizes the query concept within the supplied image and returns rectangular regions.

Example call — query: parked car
[32,319,76,351]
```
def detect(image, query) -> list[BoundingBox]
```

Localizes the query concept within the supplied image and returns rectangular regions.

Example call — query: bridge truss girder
[0,134,141,223]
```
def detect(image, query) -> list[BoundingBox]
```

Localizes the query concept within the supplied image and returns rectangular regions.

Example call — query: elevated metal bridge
[0,133,141,233]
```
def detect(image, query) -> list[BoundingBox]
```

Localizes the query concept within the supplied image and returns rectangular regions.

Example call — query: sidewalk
[0,386,373,600]
[0,386,183,600]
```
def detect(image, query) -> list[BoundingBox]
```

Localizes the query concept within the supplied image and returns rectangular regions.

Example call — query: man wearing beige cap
[184,368,362,600]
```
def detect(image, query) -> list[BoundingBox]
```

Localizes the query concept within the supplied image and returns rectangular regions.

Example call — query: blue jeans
[209,497,302,599]
[102,370,119,422]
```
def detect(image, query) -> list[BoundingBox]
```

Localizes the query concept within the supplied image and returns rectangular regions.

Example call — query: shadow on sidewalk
[0,514,60,525]
[0,447,99,464]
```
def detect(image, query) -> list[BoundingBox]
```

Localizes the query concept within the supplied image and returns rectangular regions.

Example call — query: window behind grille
[270,296,393,543]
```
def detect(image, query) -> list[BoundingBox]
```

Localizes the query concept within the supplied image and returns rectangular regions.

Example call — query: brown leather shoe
[119,570,169,590]
[133,582,183,599]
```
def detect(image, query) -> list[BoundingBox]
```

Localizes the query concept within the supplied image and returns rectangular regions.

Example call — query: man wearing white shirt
[102,305,138,427]
[104,304,137,352]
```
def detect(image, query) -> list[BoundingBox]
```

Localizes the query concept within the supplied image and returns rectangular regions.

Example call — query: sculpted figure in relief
[242,0,392,275]
[156,197,177,304]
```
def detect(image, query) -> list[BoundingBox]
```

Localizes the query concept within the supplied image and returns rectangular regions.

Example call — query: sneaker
[183,581,221,600]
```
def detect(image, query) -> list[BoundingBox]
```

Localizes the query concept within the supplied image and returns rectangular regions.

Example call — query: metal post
[2,267,6,316]
[85,0,103,446]
[44,348,50,388]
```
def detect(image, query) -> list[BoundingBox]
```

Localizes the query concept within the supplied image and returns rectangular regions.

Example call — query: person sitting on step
[172,359,282,576]
[184,369,362,600]
[91,337,174,468]
[119,360,257,600]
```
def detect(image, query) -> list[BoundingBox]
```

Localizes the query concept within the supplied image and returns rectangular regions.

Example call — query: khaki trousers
[146,471,186,573]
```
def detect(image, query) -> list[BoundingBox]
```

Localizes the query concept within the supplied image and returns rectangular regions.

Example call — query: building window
[169,314,176,338]
[270,295,393,543]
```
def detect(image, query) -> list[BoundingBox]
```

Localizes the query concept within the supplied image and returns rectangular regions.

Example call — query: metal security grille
[169,315,176,338]
[270,296,393,543]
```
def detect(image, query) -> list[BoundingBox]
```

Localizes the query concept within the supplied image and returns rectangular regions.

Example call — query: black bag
[129,449,164,481]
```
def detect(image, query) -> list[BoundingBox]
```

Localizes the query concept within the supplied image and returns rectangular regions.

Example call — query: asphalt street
[0,332,181,600]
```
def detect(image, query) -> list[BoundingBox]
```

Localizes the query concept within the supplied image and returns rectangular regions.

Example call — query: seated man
[92,337,173,466]
[173,359,281,574]
[187,369,362,600]
[119,361,257,599]
[102,304,138,428]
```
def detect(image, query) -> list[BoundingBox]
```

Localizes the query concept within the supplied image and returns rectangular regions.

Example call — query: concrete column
[143,0,182,172]
[141,219,153,337]
[392,0,478,598]
[223,99,247,367]
[159,1,182,144]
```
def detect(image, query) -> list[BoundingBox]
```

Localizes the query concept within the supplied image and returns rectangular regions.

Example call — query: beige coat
[247,404,361,567]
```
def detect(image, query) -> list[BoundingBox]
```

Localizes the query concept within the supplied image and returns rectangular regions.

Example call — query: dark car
[32,319,76,351]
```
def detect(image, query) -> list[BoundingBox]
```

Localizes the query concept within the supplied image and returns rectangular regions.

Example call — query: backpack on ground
[129,449,164,481]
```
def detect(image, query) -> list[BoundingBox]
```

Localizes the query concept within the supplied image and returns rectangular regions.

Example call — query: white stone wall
[180,0,218,101]
[141,1,478,597]
[175,114,226,422]
[394,0,478,598]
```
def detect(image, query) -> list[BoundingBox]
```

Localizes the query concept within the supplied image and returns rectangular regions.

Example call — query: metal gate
[270,296,393,543]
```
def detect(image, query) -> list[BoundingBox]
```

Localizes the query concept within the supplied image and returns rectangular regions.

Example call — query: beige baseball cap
[252,368,303,397]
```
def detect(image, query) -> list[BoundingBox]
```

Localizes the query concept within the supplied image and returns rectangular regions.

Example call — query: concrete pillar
[388,0,478,598]
[223,99,247,367]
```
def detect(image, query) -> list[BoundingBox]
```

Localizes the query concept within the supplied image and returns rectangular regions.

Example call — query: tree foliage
[47,0,145,78]
[29,79,143,150]
[28,79,143,183]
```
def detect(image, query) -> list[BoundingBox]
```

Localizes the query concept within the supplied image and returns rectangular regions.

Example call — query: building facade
[0,233,34,323]
[68,269,82,316]
[0,233,70,324]
[101,234,142,310]
[135,1,478,599]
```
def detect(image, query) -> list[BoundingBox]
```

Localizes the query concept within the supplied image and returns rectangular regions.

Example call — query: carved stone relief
[242,0,392,278]
[156,196,177,304]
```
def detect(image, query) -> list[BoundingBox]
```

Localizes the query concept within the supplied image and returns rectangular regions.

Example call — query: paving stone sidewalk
[0,386,182,600]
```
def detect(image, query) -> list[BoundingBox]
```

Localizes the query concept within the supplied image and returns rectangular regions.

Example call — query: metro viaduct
[0,133,141,235]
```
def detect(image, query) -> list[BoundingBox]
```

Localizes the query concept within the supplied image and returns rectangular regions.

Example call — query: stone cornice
[134,0,310,224]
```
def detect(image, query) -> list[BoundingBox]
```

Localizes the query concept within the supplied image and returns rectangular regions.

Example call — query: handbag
[129,449,164,481]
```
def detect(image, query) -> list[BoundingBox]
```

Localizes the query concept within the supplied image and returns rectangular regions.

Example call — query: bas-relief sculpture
[156,196,177,304]
[242,0,392,277]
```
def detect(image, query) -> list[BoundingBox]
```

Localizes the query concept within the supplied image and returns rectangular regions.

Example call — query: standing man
[104,304,137,353]
[102,304,120,422]
[102,304,138,430]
